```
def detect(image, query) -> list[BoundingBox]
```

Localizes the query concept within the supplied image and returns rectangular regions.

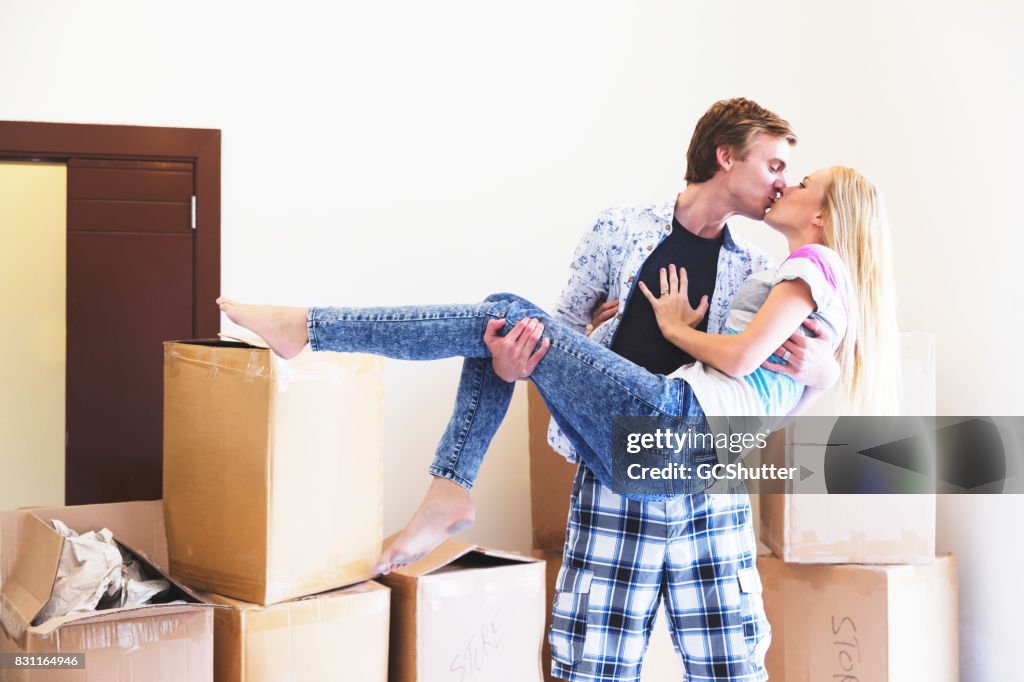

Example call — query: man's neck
[673,182,736,239]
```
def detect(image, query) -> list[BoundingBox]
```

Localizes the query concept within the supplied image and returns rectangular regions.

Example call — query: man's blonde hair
[685,98,797,184]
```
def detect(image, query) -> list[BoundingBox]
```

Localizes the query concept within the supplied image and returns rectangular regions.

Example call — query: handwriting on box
[831,615,862,681]
[449,612,505,681]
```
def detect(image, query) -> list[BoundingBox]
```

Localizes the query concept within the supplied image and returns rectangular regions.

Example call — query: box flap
[165,338,262,349]
[29,603,212,636]
[217,332,269,349]
[388,537,477,578]
[198,580,389,611]
[113,537,208,605]
[0,515,63,642]
[20,501,168,570]
[472,547,538,565]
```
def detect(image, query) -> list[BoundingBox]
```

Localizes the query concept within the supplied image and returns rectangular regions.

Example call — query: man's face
[725,133,791,220]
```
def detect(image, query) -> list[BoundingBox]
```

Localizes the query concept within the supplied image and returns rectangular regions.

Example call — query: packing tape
[789,529,933,564]
[235,588,390,635]
[82,611,199,651]
[163,346,269,382]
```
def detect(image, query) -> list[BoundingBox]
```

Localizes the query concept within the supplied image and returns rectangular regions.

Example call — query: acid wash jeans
[307,293,715,501]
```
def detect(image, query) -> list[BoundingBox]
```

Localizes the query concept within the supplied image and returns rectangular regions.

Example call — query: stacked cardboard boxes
[527,333,958,681]
[758,332,959,681]
[162,339,548,681]
[0,499,394,682]
[160,339,393,681]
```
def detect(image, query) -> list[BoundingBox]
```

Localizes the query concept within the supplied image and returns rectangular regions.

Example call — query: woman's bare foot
[216,297,310,359]
[374,477,476,574]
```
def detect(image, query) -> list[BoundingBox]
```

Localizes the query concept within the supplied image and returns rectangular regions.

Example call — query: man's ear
[716,145,734,172]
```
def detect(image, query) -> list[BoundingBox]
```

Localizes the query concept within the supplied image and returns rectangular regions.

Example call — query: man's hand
[761,317,839,390]
[587,298,619,335]
[484,317,551,382]
[637,265,709,336]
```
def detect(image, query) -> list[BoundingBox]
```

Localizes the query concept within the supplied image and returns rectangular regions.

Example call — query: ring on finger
[660,289,670,295]
[781,349,792,362]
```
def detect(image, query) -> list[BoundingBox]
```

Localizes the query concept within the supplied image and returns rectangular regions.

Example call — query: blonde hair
[819,167,902,415]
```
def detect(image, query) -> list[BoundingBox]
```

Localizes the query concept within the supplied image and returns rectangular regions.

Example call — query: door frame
[0,121,220,336]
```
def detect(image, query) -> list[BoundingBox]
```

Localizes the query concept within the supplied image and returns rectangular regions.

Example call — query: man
[488,98,838,681]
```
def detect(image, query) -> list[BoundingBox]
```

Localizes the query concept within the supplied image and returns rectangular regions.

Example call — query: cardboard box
[759,425,935,564]
[761,492,935,564]
[163,340,385,605]
[378,538,546,682]
[758,553,958,681]
[0,502,214,682]
[527,385,576,552]
[532,550,682,681]
[205,581,390,682]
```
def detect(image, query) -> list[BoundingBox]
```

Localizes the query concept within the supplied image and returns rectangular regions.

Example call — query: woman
[218,166,899,573]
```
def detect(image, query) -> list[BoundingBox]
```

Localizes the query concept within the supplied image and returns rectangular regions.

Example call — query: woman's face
[765,168,832,232]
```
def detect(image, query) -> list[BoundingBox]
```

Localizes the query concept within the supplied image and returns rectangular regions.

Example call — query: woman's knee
[483,292,545,322]
[484,292,534,307]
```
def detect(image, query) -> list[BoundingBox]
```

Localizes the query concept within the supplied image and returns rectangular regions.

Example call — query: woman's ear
[811,212,824,230]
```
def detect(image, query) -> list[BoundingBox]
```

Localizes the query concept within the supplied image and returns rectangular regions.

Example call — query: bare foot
[216,297,310,359]
[374,477,476,574]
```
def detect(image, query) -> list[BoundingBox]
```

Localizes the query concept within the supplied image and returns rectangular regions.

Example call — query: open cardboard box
[0,501,214,682]
[378,536,546,682]
[1,500,393,682]
[163,339,385,605]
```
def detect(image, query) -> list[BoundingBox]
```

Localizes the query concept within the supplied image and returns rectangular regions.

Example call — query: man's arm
[552,211,616,334]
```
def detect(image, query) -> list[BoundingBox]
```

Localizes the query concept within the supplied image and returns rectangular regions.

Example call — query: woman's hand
[637,265,709,336]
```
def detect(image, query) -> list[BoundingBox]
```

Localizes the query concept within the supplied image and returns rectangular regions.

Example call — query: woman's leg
[217,294,710,565]
[218,293,705,488]
[305,293,695,482]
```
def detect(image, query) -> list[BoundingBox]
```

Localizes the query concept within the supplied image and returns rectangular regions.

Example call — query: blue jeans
[307,293,714,500]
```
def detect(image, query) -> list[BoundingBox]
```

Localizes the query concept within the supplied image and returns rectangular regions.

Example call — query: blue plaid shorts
[549,465,770,682]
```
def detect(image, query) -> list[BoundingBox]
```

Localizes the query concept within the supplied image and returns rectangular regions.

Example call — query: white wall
[2,1,1021,678]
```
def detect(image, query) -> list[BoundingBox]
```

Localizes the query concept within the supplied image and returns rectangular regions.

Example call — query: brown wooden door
[66,159,196,504]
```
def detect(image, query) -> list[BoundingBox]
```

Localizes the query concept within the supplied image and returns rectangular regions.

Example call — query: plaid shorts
[549,465,770,682]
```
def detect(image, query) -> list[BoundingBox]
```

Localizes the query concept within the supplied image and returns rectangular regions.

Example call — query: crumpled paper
[32,520,170,626]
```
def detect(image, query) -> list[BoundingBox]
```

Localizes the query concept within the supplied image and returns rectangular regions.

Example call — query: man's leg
[548,465,669,682]
[662,489,770,682]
